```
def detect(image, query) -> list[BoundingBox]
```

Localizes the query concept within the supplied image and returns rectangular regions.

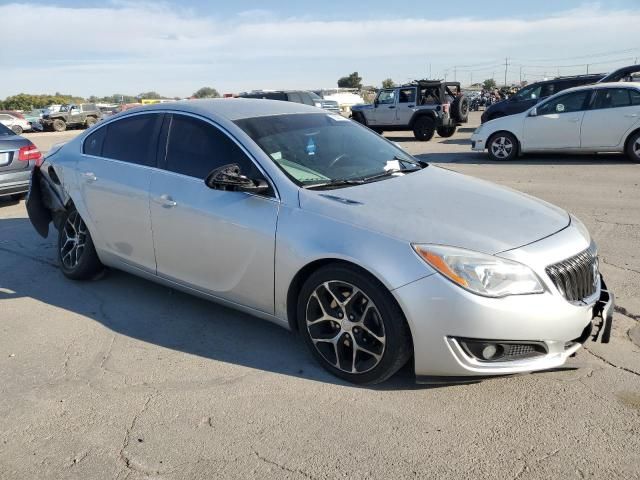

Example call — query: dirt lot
[1,112,639,479]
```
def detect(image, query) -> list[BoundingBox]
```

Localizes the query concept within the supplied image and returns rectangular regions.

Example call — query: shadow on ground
[0,217,474,391]
[416,151,637,166]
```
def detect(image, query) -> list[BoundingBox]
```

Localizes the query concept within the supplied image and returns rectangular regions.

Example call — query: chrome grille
[546,243,599,303]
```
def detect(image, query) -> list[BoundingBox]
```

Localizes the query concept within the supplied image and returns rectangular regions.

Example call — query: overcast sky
[2,1,640,98]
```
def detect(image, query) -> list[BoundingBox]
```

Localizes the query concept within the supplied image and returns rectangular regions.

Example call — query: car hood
[298,166,569,254]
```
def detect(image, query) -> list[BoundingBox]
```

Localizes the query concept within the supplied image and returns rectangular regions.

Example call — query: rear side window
[164,114,262,180]
[299,92,315,106]
[630,89,640,106]
[287,92,302,104]
[100,114,163,166]
[540,83,557,97]
[592,88,632,109]
[83,126,106,156]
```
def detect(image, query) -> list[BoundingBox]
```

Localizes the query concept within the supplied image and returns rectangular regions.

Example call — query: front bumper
[393,273,613,380]
[470,133,486,151]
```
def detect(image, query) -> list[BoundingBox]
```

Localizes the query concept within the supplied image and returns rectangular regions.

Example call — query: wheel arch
[623,126,640,152]
[286,258,405,334]
[408,111,437,129]
[486,129,522,155]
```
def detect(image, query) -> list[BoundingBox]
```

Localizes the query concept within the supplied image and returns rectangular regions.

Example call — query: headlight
[473,124,485,135]
[412,244,544,298]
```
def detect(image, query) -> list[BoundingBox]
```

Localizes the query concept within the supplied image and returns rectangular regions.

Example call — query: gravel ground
[1,112,639,480]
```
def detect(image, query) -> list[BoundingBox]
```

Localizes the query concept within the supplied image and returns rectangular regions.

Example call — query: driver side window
[164,115,264,182]
[537,91,590,115]
[377,90,396,105]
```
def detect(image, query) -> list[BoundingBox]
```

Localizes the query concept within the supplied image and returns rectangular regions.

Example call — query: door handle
[407,104,415,108]
[568,118,581,123]
[624,114,639,118]
[156,194,177,208]
[82,172,97,182]
[388,106,396,109]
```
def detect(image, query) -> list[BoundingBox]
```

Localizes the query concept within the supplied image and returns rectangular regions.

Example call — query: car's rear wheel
[11,125,23,135]
[413,116,435,141]
[52,119,67,132]
[58,208,103,280]
[437,126,457,138]
[352,112,366,126]
[297,264,412,384]
[85,116,97,128]
[487,132,518,161]
[625,131,640,163]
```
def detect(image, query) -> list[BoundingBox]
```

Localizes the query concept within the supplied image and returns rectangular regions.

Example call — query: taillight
[442,103,450,114]
[18,144,43,166]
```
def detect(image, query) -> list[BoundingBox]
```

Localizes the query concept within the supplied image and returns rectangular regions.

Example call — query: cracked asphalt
[1,112,639,479]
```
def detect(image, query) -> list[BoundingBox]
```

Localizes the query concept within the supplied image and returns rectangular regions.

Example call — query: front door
[149,114,279,313]
[581,87,640,149]
[371,89,397,125]
[77,113,163,272]
[522,89,591,150]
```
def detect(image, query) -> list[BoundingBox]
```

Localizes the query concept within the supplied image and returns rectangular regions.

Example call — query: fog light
[481,344,498,360]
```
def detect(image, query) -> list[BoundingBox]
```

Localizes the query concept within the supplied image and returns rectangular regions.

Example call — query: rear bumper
[0,169,31,196]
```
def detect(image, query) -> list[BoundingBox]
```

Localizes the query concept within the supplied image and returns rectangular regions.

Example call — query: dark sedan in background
[0,123,42,200]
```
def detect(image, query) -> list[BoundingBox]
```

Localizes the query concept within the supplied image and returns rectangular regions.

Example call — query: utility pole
[429,63,432,79]
[453,66,457,82]
[470,72,473,87]
[586,64,589,74]
[519,66,523,84]
[504,57,509,87]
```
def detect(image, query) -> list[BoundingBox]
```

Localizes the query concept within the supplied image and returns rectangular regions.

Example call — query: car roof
[131,98,319,121]
[561,81,640,93]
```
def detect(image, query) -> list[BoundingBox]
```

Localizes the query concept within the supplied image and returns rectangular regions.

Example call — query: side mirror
[205,163,269,194]
[529,107,537,117]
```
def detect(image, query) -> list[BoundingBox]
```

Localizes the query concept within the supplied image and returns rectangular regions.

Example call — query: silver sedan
[27,99,614,384]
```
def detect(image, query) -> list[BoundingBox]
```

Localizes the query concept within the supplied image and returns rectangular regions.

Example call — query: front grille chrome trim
[546,243,599,304]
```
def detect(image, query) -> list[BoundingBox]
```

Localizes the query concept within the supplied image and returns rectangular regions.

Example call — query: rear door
[396,87,417,124]
[523,89,591,150]
[581,87,640,149]
[149,113,279,313]
[77,113,163,272]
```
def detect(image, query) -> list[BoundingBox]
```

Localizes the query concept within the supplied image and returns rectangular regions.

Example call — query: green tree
[381,78,395,89]
[482,78,497,90]
[192,87,220,99]
[0,93,85,110]
[138,91,162,99]
[337,72,363,89]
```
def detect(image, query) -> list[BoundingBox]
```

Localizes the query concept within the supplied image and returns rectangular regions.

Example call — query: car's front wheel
[297,264,412,384]
[487,132,518,161]
[52,119,67,132]
[11,125,23,135]
[58,208,103,280]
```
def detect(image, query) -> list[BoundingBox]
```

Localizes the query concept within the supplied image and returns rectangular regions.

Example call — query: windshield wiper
[359,167,423,183]
[303,178,365,190]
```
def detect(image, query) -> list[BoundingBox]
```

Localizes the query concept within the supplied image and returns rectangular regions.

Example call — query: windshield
[235,113,422,187]
[309,92,322,100]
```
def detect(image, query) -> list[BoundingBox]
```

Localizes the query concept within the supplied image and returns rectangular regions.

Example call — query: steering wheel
[328,153,352,169]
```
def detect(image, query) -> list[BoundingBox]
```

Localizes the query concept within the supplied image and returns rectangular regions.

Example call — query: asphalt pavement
[1,112,638,479]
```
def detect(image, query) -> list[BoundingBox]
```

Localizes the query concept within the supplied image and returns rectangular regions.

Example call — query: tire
[437,126,457,138]
[57,208,103,280]
[451,96,469,123]
[412,116,435,141]
[10,193,26,201]
[52,119,67,132]
[85,116,97,128]
[352,112,367,126]
[297,264,412,385]
[487,132,518,161]
[625,131,640,163]
[371,127,384,135]
[11,125,23,135]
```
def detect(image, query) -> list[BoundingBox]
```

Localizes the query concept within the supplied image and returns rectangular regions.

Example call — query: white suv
[471,82,640,162]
